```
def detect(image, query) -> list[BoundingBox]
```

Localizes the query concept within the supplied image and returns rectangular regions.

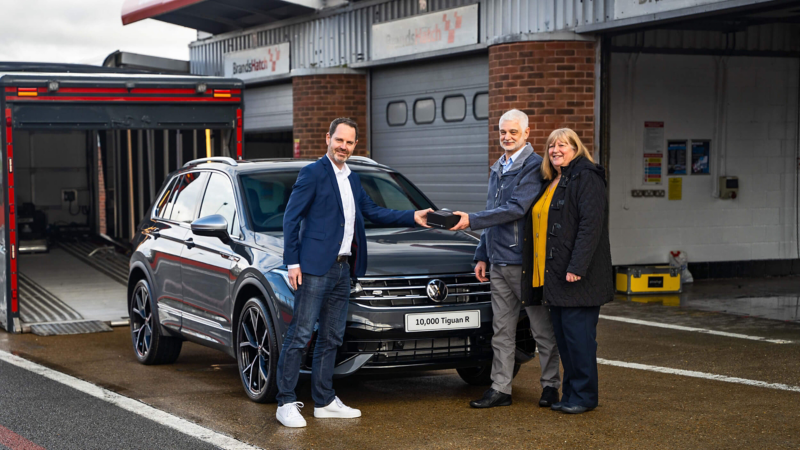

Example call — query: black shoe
[550,402,565,412]
[561,404,595,414]
[538,386,560,407]
[469,388,512,408]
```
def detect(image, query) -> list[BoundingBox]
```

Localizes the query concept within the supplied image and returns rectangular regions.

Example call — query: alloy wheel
[131,284,153,358]
[238,305,271,397]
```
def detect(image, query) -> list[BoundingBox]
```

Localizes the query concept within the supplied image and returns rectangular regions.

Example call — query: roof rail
[183,157,238,168]
[348,156,380,165]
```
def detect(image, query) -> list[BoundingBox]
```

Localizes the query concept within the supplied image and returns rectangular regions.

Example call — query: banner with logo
[224,42,290,82]
[371,4,479,60]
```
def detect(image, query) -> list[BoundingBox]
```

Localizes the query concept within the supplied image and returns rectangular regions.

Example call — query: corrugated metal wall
[243,84,293,131]
[189,0,612,76]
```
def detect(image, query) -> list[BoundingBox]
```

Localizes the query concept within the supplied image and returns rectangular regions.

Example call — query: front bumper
[337,301,496,374]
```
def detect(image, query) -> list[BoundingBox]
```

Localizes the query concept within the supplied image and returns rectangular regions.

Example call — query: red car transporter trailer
[0,63,244,333]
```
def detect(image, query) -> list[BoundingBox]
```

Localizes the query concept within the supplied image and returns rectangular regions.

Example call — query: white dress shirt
[288,155,356,270]
[331,156,356,257]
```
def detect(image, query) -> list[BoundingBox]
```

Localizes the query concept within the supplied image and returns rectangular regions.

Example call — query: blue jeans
[276,261,350,407]
[549,306,601,408]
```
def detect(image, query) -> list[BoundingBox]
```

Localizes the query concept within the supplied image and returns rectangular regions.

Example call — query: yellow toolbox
[615,265,682,295]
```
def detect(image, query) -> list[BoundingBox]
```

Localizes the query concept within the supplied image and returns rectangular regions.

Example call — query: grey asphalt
[0,276,799,449]
[0,359,218,450]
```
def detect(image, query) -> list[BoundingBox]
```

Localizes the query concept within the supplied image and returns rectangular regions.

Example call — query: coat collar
[491,143,534,176]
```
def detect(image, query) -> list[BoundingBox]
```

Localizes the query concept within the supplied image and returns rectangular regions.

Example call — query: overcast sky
[0,0,196,65]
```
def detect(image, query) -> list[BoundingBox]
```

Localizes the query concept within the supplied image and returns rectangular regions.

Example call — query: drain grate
[30,320,113,336]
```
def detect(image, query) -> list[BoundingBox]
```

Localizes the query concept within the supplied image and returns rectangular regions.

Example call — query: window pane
[199,173,238,235]
[387,101,407,126]
[240,171,294,231]
[155,177,178,218]
[169,172,209,223]
[443,95,466,122]
[474,93,488,120]
[414,99,435,124]
[241,169,435,232]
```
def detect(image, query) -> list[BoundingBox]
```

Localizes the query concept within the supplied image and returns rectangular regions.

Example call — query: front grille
[351,273,491,307]
[343,336,491,365]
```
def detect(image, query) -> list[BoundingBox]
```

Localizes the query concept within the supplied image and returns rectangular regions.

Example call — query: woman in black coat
[521,128,613,414]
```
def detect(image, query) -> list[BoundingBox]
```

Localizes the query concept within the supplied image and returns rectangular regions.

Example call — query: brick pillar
[292,74,368,159]
[488,41,596,163]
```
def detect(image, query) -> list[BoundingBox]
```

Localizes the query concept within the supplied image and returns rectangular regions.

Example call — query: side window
[443,95,466,122]
[154,177,178,219]
[387,101,407,126]
[199,173,238,236]
[474,92,488,120]
[413,98,435,124]
[169,171,209,223]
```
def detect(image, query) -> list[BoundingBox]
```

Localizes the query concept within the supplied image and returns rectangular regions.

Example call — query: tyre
[130,279,182,365]
[457,363,521,386]
[236,297,279,403]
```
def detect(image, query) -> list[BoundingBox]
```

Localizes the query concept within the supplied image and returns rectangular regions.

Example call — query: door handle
[185,237,195,249]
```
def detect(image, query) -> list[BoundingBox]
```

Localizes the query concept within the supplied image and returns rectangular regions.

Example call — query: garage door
[371,55,489,213]
[243,83,292,132]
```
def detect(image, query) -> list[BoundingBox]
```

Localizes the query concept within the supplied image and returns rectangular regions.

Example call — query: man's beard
[329,147,350,163]
[500,140,524,152]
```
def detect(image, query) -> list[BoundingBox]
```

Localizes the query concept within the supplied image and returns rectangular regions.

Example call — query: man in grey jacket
[450,109,561,408]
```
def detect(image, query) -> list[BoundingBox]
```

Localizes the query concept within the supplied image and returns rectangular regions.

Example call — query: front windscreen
[240,168,435,232]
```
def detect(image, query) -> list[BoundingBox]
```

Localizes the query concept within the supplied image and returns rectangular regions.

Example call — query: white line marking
[599,314,793,344]
[0,349,260,450]
[598,358,800,393]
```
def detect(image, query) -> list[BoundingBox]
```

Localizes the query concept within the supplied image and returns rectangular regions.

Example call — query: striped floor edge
[18,273,84,324]
[29,320,113,336]
[57,241,128,286]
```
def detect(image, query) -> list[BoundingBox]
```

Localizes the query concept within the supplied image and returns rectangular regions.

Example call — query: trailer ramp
[18,241,129,335]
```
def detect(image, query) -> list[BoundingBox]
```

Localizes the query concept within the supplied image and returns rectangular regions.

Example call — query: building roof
[121,0,323,34]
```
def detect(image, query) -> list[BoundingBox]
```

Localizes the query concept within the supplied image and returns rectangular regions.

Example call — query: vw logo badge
[426,279,448,302]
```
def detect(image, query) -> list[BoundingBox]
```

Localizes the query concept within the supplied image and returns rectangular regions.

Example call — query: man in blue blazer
[276,117,432,428]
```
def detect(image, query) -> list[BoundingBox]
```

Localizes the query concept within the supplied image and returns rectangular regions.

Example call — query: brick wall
[488,41,596,163]
[292,74,368,159]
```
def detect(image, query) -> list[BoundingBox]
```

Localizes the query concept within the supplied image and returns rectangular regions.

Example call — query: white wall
[15,131,91,226]
[609,53,799,265]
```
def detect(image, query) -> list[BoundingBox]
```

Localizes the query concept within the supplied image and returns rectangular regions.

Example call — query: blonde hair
[541,128,594,180]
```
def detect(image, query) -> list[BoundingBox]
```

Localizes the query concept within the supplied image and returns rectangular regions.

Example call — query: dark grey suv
[128,156,534,402]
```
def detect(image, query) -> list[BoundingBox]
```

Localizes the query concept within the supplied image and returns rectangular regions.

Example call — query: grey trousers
[489,264,561,395]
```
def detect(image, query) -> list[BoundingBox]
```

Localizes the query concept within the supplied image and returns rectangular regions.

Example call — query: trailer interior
[1,64,244,334]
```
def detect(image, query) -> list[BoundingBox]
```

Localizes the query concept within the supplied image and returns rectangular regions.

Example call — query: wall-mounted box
[719,176,738,200]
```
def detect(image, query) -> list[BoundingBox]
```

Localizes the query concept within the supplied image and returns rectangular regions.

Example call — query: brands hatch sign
[371,4,478,60]
[224,42,290,82]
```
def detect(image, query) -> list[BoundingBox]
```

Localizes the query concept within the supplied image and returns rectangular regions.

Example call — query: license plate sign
[405,310,480,332]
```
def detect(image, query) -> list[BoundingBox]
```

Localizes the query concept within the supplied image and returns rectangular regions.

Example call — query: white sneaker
[314,396,362,419]
[276,402,307,428]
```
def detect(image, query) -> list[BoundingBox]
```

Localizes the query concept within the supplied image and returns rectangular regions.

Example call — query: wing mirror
[191,214,230,243]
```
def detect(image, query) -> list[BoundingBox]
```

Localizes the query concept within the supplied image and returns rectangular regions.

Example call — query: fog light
[47,81,59,93]
[196,83,207,94]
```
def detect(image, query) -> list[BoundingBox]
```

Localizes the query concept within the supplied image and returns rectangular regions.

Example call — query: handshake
[417,209,471,231]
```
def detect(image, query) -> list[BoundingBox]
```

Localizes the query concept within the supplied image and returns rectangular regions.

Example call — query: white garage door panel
[243,83,292,131]
[372,56,489,213]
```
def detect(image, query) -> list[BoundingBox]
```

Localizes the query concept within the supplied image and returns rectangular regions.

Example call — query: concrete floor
[19,248,128,323]
[1,277,799,449]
